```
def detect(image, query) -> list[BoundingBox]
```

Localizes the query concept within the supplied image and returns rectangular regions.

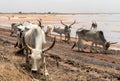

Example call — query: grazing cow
[90,21,97,31]
[60,20,76,42]
[53,26,66,41]
[10,23,22,36]
[14,22,36,49]
[21,25,55,75]
[72,28,115,53]
[14,25,25,49]
[37,18,44,29]
[45,25,52,36]
[53,20,76,43]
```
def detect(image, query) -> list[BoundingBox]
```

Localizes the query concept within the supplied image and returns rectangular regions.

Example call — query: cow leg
[25,49,30,64]
[60,34,62,42]
[103,48,107,54]
[67,34,70,44]
[60,34,61,41]
[18,44,22,49]
[14,42,18,48]
[43,56,49,76]
[26,54,29,64]
[95,43,99,53]
[64,34,66,41]
[76,41,79,51]
[10,31,13,36]
[78,39,84,52]
[77,41,80,52]
[65,35,67,42]
[90,42,94,53]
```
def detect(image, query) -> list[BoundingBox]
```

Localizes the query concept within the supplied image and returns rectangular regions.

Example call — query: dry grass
[0,62,33,81]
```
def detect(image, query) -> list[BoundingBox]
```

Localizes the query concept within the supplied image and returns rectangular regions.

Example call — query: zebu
[14,22,36,49]
[53,20,76,43]
[14,25,25,49]
[53,26,67,41]
[37,18,44,29]
[72,28,116,53]
[21,25,56,75]
[90,21,97,31]
[45,25,52,36]
[10,21,32,37]
[10,23,22,36]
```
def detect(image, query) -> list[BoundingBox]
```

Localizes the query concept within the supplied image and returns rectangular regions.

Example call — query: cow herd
[10,19,117,76]
[10,20,55,75]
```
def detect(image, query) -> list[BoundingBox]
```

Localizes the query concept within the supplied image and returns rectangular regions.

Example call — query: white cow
[22,25,55,75]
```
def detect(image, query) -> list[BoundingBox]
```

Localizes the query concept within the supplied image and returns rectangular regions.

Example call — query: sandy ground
[0,14,120,81]
[0,14,77,24]
[112,30,120,33]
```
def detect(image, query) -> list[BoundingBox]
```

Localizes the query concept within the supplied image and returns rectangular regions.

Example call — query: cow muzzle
[31,68,38,73]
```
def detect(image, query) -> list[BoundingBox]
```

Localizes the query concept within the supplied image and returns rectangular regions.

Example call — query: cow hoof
[77,50,80,52]
[45,70,49,76]
[26,60,29,64]
[45,72,49,76]
[90,51,93,53]
[32,70,37,73]
[67,42,70,44]
[81,50,85,52]
[96,51,99,53]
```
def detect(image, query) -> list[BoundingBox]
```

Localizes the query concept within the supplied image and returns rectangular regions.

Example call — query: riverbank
[0,14,120,81]
[0,14,120,50]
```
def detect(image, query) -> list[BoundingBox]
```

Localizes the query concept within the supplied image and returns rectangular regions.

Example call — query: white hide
[24,25,46,72]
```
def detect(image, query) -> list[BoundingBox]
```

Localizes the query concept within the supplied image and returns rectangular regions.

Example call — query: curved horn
[42,37,56,52]
[60,20,67,26]
[26,43,33,51]
[22,36,32,51]
[37,18,42,27]
[69,20,76,27]
[110,42,118,44]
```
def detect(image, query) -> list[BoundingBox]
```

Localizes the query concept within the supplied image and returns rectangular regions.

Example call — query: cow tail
[71,32,77,49]
[71,42,76,49]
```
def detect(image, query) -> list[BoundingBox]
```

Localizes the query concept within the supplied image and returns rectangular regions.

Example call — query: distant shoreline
[112,30,120,33]
[0,13,120,15]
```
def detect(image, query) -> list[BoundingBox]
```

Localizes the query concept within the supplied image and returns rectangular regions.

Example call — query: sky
[0,0,120,13]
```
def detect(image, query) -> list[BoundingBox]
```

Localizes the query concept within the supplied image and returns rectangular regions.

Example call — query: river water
[46,14,120,45]
[0,14,120,44]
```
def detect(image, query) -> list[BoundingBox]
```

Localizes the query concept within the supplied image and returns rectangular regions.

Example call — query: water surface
[45,14,120,44]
